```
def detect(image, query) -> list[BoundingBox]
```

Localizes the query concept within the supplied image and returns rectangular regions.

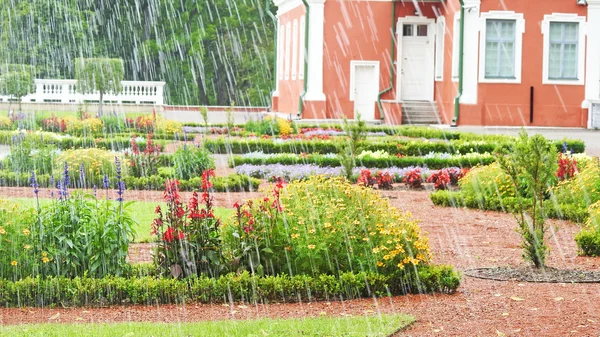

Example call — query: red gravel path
[1,189,600,336]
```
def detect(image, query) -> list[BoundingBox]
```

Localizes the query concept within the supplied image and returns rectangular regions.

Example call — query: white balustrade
[0,79,165,105]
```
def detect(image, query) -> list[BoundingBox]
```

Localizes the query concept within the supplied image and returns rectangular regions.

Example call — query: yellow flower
[24,245,31,250]
[42,252,48,257]
[0,227,5,235]
[291,233,300,239]
[11,260,17,266]
[42,257,50,264]
[376,261,384,267]
[372,247,380,254]
[22,229,31,236]
[308,244,316,249]
[308,229,316,234]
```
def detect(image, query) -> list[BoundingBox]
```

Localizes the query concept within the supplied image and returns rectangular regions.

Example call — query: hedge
[0,170,259,192]
[204,138,585,156]
[0,266,460,307]
[230,154,495,170]
[429,190,589,223]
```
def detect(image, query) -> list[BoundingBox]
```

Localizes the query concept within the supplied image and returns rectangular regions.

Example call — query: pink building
[271,0,600,128]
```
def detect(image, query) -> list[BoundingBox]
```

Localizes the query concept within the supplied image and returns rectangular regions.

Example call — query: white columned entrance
[304,0,326,102]
[586,0,600,128]
[461,0,481,105]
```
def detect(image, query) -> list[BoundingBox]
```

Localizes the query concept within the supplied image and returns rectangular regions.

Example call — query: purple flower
[93,185,97,198]
[115,156,124,203]
[79,163,85,186]
[63,162,70,189]
[103,174,110,189]
[29,171,39,196]
[183,129,188,142]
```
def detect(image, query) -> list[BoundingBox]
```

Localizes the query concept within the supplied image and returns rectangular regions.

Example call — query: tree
[75,58,124,116]
[496,131,558,268]
[0,69,34,112]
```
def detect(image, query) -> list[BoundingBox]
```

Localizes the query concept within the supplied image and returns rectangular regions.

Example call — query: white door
[401,23,434,101]
[353,64,377,120]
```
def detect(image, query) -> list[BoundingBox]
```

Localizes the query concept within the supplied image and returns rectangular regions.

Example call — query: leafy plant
[172,145,215,180]
[496,131,558,268]
[357,169,376,187]
[376,171,394,190]
[152,170,222,278]
[557,152,578,181]
[404,168,423,188]
[200,106,209,129]
[127,133,161,177]
[427,170,451,190]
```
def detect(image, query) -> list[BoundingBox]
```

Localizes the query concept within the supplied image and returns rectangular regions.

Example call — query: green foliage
[551,158,600,209]
[496,131,558,268]
[172,145,215,180]
[222,176,434,278]
[458,163,516,208]
[245,118,281,136]
[337,115,367,179]
[575,201,600,256]
[8,138,56,175]
[200,106,209,128]
[0,267,458,307]
[74,58,124,96]
[0,70,34,101]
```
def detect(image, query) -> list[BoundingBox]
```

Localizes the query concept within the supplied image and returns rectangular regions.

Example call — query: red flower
[201,169,215,190]
[163,227,175,242]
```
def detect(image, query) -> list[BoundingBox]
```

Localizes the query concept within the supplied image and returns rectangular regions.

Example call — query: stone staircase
[401,101,442,125]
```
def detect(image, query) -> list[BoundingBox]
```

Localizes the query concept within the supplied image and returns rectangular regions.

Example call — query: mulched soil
[2,188,600,335]
[465,266,600,283]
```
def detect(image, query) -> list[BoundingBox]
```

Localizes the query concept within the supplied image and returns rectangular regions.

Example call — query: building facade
[271,0,600,128]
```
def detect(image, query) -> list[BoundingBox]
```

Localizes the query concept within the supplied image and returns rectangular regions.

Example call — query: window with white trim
[452,13,460,82]
[542,13,586,85]
[278,24,285,80]
[284,22,291,80]
[299,16,305,80]
[292,19,299,80]
[479,11,524,83]
[435,17,445,81]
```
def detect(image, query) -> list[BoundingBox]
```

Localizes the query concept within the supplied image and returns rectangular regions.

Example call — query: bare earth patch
[2,188,600,336]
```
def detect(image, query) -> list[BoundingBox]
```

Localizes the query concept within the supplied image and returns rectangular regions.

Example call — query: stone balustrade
[0,79,165,105]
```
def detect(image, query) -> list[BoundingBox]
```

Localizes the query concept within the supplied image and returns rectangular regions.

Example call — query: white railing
[0,79,165,105]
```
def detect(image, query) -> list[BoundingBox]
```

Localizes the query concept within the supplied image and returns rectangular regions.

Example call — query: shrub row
[0,170,259,192]
[230,154,495,170]
[0,267,460,307]
[204,138,585,156]
[429,190,589,223]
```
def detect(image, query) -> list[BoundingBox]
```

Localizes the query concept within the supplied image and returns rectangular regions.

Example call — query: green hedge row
[123,174,260,192]
[230,154,495,170]
[429,190,589,223]
[204,138,585,156]
[0,266,460,307]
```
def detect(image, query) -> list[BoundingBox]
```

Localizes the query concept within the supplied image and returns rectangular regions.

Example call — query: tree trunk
[197,75,209,106]
[99,91,104,117]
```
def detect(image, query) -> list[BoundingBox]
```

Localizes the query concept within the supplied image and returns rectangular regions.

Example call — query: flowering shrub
[135,114,155,132]
[56,148,127,187]
[404,168,423,188]
[459,163,516,202]
[557,152,578,181]
[152,169,222,278]
[357,169,376,187]
[126,133,161,177]
[0,199,38,281]
[552,158,600,209]
[155,117,183,135]
[0,116,13,130]
[446,167,470,185]
[376,171,394,190]
[427,170,451,190]
[223,176,433,276]
[66,118,103,136]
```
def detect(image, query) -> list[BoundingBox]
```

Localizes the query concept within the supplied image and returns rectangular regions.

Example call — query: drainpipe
[298,0,310,117]
[451,0,465,127]
[376,0,397,122]
[266,0,278,111]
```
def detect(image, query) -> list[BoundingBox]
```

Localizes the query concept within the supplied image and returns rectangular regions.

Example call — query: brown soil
[2,188,600,336]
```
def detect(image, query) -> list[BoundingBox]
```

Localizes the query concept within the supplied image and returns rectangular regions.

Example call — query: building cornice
[273,0,303,16]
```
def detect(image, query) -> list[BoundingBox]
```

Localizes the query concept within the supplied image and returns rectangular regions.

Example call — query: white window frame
[299,15,305,80]
[542,13,586,86]
[278,24,285,80]
[292,19,299,80]
[478,11,525,84]
[284,22,291,80]
[452,13,460,82]
[435,16,445,81]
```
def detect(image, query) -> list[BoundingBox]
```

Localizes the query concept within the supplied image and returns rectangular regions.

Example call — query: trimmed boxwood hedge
[204,138,585,156]
[0,266,460,307]
[229,154,495,170]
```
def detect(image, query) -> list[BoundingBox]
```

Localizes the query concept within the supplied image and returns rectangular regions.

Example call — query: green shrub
[122,174,259,192]
[55,148,126,187]
[172,145,214,180]
[575,201,600,256]
[223,176,435,278]
[458,163,515,208]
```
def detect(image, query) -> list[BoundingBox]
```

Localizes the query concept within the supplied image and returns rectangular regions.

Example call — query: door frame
[349,60,380,120]
[396,16,436,102]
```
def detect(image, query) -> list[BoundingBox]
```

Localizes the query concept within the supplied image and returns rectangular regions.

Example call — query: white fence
[0,79,165,105]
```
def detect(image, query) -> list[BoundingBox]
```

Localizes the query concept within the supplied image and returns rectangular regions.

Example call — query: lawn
[10,198,234,243]
[0,314,414,337]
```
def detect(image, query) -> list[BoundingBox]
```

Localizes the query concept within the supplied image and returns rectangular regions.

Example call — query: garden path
[1,189,600,336]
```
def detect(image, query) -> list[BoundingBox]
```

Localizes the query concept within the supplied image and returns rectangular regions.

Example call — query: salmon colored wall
[275,5,306,116]
[437,0,588,127]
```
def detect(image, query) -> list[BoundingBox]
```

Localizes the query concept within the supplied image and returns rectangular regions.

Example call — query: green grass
[9,198,233,243]
[0,314,414,337]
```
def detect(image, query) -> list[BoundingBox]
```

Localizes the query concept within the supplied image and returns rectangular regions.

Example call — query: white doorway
[398,19,435,101]
[350,61,379,120]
